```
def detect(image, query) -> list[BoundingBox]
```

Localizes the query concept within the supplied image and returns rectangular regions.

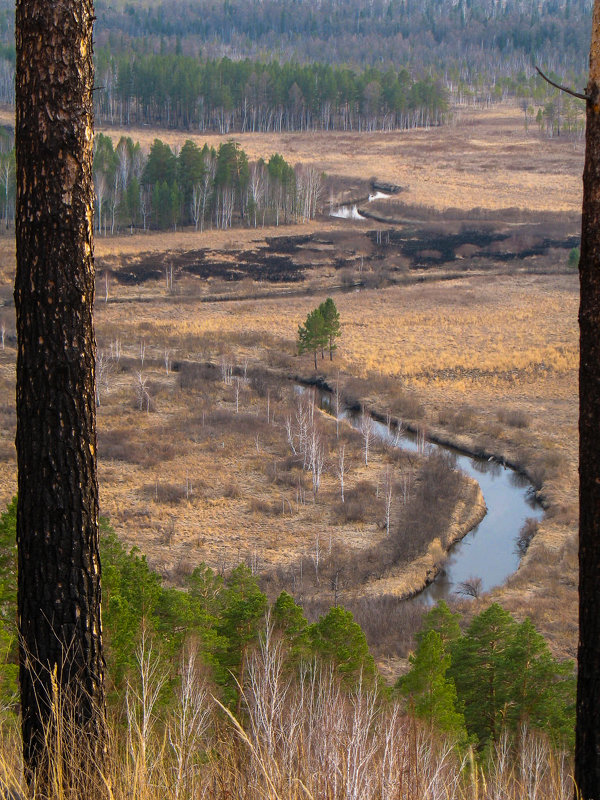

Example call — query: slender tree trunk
[15,0,106,791]
[577,3,600,797]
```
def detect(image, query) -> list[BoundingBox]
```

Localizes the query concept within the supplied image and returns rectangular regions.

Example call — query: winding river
[307,386,543,603]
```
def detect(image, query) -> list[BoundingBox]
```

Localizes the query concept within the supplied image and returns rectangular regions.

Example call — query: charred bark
[14,0,106,789]
[577,2,600,797]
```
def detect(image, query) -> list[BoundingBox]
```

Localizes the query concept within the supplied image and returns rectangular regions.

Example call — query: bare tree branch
[535,66,589,101]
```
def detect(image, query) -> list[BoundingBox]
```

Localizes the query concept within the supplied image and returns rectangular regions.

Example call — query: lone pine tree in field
[319,297,341,360]
[297,298,341,368]
[15,0,106,789]
[298,307,327,369]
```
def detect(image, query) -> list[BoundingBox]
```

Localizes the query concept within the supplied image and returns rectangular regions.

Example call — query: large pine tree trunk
[14,0,106,789]
[577,3,600,796]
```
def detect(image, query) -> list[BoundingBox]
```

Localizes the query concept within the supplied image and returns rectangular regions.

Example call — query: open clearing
[0,101,583,663]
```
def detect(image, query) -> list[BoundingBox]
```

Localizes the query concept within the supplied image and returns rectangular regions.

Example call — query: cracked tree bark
[577,1,600,797]
[14,0,106,791]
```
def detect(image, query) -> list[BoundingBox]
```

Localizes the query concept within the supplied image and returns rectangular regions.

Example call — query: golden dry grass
[0,99,582,657]
[92,103,584,214]
[0,100,583,221]
[88,268,579,654]
[91,359,429,597]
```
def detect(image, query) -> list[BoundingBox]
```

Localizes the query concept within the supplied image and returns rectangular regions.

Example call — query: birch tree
[360,412,375,467]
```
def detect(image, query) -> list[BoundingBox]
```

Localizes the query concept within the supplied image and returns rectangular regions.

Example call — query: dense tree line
[0,1,590,122]
[0,501,375,712]
[93,133,322,234]
[0,500,575,746]
[94,52,448,132]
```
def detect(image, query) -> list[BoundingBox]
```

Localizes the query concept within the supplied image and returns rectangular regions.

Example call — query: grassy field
[0,100,583,665]
[95,103,584,214]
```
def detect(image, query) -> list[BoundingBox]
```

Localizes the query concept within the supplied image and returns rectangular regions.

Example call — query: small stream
[330,191,390,220]
[306,386,543,603]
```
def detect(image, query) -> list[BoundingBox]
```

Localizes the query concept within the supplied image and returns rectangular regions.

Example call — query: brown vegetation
[0,635,574,800]
[0,100,582,664]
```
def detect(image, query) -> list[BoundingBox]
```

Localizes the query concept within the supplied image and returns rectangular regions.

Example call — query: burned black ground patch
[368,227,580,269]
[105,236,324,286]
[97,213,580,294]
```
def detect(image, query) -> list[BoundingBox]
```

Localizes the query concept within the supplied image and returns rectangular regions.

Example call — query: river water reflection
[306,385,543,603]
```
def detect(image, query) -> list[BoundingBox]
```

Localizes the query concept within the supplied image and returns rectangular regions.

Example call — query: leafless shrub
[95,349,114,407]
[220,354,234,385]
[546,503,577,525]
[264,349,294,370]
[360,411,375,466]
[340,267,357,287]
[4,622,572,800]
[247,497,288,516]
[143,482,188,505]
[456,576,483,598]
[206,409,272,437]
[135,372,152,412]
[248,369,282,400]
[335,497,368,523]
[172,559,196,581]
[438,404,475,432]
[347,595,426,657]
[98,429,179,467]
[265,459,302,488]
[516,518,539,556]
[118,507,152,525]
[159,520,176,545]
[178,361,219,389]
[389,390,425,420]
[374,197,579,227]
[497,407,530,428]
[526,449,565,488]
[332,479,377,524]
[389,450,462,563]
[222,482,242,499]
[0,439,15,461]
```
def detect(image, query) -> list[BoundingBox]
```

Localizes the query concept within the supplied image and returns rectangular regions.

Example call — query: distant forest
[91,0,591,78]
[0,0,590,133]
[94,55,448,132]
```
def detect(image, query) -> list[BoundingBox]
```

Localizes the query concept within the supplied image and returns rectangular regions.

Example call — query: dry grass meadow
[91,103,584,213]
[0,100,583,663]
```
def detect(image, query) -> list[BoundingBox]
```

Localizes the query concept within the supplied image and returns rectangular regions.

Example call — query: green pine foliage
[449,603,518,748]
[415,600,461,649]
[568,247,580,269]
[297,307,327,368]
[495,617,575,747]
[0,501,379,715]
[93,51,449,133]
[0,500,575,755]
[308,605,376,687]
[0,498,17,707]
[90,2,589,88]
[318,298,341,360]
[213,564,268,706]
[272,590,312,665]
[398,629,467,740]
[298,298,341,367]
[93,133,307,233]
[401,601,576,752]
